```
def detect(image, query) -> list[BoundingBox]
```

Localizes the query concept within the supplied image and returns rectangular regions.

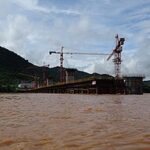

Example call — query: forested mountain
[0,46,90,91]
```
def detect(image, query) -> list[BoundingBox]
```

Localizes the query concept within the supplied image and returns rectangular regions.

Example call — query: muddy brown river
[0,94,150,150]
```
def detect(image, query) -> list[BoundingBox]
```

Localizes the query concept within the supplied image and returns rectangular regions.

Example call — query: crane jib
[49,51,109,55]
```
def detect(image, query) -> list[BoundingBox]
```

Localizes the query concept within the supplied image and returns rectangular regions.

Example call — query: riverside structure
[22,74,145,95]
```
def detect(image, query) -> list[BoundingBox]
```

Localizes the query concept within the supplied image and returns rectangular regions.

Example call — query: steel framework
[107,35,125,79]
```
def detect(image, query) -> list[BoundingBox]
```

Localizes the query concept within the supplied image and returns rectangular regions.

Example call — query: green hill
[0,46,91,91]
[0,46,37,85]
[0,46,33,72]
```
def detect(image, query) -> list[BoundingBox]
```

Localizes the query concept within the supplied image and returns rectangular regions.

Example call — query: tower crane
[41,64,50,86]
[49,46,109,82]
[107,34,125,79]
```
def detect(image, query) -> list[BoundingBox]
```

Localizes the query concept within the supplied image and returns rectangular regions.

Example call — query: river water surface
[0,94,150,150]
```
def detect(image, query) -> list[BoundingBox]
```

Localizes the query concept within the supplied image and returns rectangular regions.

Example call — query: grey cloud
[0,15,31,55]
[0,0,150,79]
[13,0,50,13]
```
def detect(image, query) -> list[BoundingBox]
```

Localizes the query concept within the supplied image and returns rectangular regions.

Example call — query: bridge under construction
[22,74,144,95]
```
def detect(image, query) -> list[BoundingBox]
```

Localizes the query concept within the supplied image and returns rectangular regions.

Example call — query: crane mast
[107,34,125,79]
[60,46,64,82]
[41,64,50,86]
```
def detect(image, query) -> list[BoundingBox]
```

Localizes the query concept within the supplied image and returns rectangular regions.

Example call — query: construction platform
[19,73,145,95]
[21,76,126,94]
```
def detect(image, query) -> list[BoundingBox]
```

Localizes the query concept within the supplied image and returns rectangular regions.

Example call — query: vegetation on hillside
[0,46,91,92]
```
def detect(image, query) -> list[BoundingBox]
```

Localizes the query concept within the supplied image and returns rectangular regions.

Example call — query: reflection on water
[0,94,150,150]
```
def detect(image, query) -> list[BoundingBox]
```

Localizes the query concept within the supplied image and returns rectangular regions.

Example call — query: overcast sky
[0,0,150,79]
